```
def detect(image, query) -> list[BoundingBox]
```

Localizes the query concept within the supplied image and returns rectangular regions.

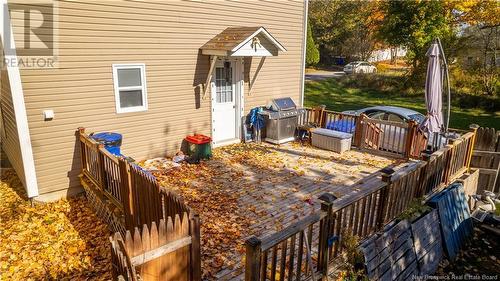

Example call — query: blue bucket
[92,132,123,155]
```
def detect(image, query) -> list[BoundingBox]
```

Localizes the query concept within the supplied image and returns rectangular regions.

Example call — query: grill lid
[269,97,296,111]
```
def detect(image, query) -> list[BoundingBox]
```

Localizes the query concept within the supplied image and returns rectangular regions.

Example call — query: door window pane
[215,66,233,103]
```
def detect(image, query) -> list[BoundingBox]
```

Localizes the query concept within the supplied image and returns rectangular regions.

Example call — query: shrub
[306,20,320,66]
[374,62,391,73]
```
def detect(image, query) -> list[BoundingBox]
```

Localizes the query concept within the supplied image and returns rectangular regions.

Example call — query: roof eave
[230,27,287,53]
[201,49,230,56]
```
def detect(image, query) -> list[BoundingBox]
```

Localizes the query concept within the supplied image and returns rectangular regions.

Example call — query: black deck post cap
[319,192,337,203]
[381,167,395,175]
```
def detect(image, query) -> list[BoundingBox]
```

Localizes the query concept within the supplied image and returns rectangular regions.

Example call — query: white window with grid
[215,66,233,103]
[112,64,148,113]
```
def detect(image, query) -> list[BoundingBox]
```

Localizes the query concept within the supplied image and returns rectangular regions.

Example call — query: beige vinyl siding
[12,0,305,199]
[1,47,26,185]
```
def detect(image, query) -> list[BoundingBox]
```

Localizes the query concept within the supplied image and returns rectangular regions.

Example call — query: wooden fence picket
[111,213,193,281]
[470,126,500,192]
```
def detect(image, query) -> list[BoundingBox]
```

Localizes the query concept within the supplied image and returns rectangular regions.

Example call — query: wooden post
[404,120,417,159]
[202,55,217,100]
[320,107,327,128]
[245,236,262,281]
[189,213,201,281]
[418,151,432,197]
[97,143,107,190]
[421,150,431,162]
[77,127,87,172]
[444,138,457,183]
[466,124,479,172]
[318,193,336,279]
[377,168,394,229]
[77,127,86,135]
[354,114,366,148]
[119,159,135,231]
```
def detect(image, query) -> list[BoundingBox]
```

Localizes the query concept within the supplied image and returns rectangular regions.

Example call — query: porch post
[77,127,87,173]
[119,158,134,231]
[245,236,262,281]
[97,143,107,190]
[354,114,366,148]
[189,213,201,281]
[404,120,417,158]
[377,167,394,228]
[318,193,337,279]
[466,124,479,172]
[418,150,432,197]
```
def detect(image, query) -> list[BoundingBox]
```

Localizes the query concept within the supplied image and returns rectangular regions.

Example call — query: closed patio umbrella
[421,40,444,134]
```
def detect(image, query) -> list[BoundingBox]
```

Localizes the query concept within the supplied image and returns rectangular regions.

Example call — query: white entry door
[211,60,241,146]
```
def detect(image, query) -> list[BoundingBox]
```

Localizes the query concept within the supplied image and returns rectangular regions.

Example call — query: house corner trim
[1,0,39,197]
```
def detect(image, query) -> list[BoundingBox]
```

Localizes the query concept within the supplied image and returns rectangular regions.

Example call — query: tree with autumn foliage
[377,0,455,73]
[450,0,500,96]
[376,0,498,96]
[450,0,500,27]
[309,0,383,63]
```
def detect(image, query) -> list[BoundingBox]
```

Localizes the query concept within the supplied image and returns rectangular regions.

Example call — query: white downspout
[1,0,39,198]
[299,0,309,107]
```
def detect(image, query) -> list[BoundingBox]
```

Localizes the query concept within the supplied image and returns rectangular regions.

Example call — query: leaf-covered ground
[436,227,500,276]
[0,170,112,280]
[144,142,393,279]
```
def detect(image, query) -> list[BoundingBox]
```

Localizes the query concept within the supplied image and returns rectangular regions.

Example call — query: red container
[185,134,211,145]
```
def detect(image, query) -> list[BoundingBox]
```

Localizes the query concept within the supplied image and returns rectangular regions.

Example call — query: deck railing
[77,128,201,281]
[301,108,428,159]
[469,126,500,193]
[299,109,359,145]
[245,127,476,281]
[79,129,124,209]
[78,128,194,230]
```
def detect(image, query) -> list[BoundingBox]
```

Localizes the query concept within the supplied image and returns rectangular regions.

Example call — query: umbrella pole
[436,37,451,132]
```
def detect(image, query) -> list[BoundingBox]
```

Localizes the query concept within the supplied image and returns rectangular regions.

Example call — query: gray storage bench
[311,128,352,153]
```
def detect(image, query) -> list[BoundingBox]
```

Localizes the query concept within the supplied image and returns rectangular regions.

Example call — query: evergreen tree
[306,20,320,66]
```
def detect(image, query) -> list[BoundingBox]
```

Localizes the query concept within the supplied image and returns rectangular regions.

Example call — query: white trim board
[231,27,287,54]
[299,0,309,107]
[212,138,241,148]
[0,0,39,197]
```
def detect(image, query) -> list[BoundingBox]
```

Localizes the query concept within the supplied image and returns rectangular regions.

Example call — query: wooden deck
[145,142,397,280]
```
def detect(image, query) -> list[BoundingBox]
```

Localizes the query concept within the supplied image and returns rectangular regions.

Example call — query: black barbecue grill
[259,97,305,144]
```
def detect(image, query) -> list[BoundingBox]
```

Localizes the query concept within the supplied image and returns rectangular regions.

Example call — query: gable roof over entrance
[200,26,286,57]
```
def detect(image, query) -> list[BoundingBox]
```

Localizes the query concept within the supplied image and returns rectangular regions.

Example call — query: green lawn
[304,76,500,130]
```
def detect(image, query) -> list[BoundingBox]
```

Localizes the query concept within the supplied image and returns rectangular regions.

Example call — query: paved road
[305,70,345,81]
